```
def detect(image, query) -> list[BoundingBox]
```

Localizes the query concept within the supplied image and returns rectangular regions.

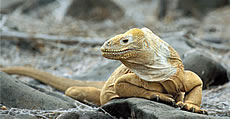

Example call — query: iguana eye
[122,39,128,43]
[120,35,133,45]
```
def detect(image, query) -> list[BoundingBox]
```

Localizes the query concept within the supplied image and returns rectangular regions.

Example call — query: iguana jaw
[101,28,145,60]
[101,47,136,60]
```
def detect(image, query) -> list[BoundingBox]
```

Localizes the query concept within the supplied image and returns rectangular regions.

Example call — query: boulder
[182,49,229,89]
[102,98,229,119]
[0,72,76,110]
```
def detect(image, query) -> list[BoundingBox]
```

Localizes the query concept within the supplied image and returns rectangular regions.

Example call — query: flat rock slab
[0,72,76,110]
[102,98,230,119]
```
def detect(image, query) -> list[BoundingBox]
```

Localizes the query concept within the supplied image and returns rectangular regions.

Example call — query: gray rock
[0,114,38,119]
[182,49,229,89]
[202,82,230,116]
[57,111,112,119]
[102,98,230,119]
[0,72,76,110]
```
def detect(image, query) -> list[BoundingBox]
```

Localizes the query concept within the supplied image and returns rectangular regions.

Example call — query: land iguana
[0,28,207,114]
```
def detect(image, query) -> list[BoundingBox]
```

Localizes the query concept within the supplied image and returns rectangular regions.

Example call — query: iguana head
[101,28,147,60]
[101,27,182,82]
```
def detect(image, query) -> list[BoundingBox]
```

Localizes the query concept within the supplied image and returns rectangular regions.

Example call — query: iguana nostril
[106,40,112,46]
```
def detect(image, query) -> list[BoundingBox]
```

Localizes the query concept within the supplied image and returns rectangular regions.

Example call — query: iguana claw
[176,101,208,115]
[153,95,160,102]
[171,101,176,107]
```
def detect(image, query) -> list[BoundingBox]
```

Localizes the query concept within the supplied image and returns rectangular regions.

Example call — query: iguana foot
[150,93,175,106]
[176,101,208,115]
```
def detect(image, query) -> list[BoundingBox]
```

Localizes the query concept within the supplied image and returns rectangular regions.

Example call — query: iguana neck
[121,50,181,82]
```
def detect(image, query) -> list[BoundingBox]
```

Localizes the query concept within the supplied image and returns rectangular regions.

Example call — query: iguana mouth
[101,48,135,59]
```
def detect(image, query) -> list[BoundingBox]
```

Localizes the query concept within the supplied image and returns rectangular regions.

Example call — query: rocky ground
[0,0,230,118]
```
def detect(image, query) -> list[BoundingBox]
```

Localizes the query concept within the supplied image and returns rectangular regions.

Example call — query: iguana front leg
[178,71,207,114]
[114,73,175,104]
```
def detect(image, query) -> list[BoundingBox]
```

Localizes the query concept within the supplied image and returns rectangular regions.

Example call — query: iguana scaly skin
[1,28,206,114]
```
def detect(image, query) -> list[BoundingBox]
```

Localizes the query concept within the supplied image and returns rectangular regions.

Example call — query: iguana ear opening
[143,40,150,49]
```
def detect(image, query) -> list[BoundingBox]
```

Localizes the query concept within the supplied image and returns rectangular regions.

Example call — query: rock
[202,82,230,116]
[0,72,77,110]
[57,111,112,119]
[0,109,112,119]
[102,98,229,119]
[182,49,229,89]
[155,0,229,20]
[0,114,38,119]
[66,0,124,21]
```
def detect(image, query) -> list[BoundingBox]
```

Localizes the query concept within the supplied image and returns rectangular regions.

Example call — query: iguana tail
[0,66,105,92]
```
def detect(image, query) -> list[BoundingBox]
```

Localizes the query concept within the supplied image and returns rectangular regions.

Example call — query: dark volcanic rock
[102,98,229,119]
[182,49,229,89]
[57,111,112,119]
[0,72,76,110]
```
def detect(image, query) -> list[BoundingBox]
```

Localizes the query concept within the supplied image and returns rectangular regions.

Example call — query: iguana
[0,27,207,114]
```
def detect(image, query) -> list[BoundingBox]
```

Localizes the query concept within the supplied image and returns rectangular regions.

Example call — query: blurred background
[1,0,230,37]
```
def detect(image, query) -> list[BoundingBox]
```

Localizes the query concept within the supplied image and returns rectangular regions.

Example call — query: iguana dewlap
[1,27,207,114]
